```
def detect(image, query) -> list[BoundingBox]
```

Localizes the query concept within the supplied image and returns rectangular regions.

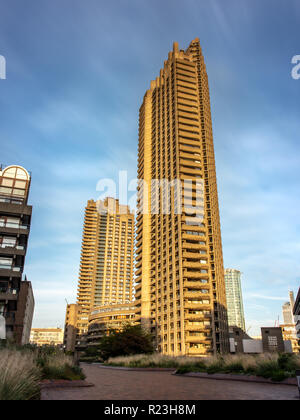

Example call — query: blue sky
[0,0,299,336]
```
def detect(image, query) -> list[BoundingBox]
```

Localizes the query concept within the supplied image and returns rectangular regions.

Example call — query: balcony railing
[0,288,19,295]
[0,244,25,250]
[0,265,23,271]
[0,221,29,230]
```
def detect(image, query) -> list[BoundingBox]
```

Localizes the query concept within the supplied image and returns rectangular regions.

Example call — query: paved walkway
[41,364,299,400]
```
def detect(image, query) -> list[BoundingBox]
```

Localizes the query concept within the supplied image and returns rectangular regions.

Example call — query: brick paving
[41,364,299,400]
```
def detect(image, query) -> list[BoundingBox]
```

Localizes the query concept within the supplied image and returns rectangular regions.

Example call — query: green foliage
[106,352,300,382]
[223,362,244,374]
[256,361,282,379]
[206,362,224,374]
[98,324,154,361]
[0,345,86,399]
[41,364,85,381]
[277,353,297,372]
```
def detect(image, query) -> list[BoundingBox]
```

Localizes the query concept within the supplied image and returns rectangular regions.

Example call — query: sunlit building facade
[135,39,229,356]
[30,328,64,346]
[280,290,299,353]
[88,302,137,346]
[73,197,135,347]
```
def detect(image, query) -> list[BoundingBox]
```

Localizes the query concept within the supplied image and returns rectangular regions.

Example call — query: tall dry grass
[107,353,206,368]
[0,349,41,400]
[106,351,300,380]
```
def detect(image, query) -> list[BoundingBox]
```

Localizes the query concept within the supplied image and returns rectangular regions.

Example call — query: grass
[0,349,41,400]
[37,350,85,381]
[105,352,300,382]
[0,345,85,400]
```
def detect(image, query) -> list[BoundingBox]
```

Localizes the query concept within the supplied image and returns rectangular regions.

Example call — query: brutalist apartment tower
[0,165,34,345]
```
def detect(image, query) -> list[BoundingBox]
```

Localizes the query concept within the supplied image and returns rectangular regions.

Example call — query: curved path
[41,364,298,400]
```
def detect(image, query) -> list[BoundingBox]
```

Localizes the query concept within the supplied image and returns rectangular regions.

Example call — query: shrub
[37,351,85,380]
[42,364,85,381]
[99,324,154,361]
[223,362,244,374]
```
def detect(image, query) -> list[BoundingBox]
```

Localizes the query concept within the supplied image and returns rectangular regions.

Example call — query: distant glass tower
[224,269,246,331]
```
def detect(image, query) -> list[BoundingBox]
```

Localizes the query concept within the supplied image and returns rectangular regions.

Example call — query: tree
[98,324,154,361]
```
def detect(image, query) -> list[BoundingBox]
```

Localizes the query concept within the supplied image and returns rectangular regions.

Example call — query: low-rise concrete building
[229,326,292,354]
[30,328,64,346]
[261,327,285,353]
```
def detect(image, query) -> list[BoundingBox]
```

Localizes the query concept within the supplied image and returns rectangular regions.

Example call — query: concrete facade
[261,327,285,353]
[30,328,64,346]
[135,39,229,356]
[66,197,135,350]
[88,302,137,346]
[0,165,34,345]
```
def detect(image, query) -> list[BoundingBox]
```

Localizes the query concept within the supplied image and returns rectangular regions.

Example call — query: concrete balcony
[185,313,212,321]
[185,324,212,332]
[179,167,202,176]
[0,244,26,256]
[184,303,211,311]
[0,266,23,277]
[184,291,210,299]
[186,336,212,344]
[0,288,18,301]
[184,281,210,290]
[182,251,207,259]
[183,262,209,270]
[179,152,201,161]
[182,243,206,251]
[183,271,209,280]
[135,267,142,277]
[182,232,206,241]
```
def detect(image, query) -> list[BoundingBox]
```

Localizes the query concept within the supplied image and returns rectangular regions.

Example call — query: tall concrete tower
[135,39,229,356]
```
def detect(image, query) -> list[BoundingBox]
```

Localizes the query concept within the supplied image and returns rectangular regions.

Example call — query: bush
[41,364,85,381]
[223,362,244,374]
[98,324,154,361]
[36,350,85,380]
